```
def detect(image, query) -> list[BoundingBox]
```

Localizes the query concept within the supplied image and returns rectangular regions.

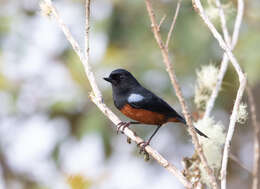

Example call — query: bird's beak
[103,77,113,83]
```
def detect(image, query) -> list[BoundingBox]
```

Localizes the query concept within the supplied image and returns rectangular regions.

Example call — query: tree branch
[229,153,252,175]
[247,86,260,189]
[220,79,246,189]
[165,0,181,49]
[231,0,244,48]
[192,0,244,81]
[204,0,244,118]
[191,0,247,188]
[144,0,218,188]
[41,0,192,188]
[215,0,231,46]
[158,14,166,29]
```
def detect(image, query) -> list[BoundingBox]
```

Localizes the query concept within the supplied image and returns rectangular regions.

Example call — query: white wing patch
[128,93,144,103]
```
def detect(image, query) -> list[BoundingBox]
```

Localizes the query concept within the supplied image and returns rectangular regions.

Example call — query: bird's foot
[127,137,131,144]
[116,122,131,134]
[137,141,150,161]
[137,141,150,154]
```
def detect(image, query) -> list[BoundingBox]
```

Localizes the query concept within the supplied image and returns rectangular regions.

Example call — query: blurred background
[0,0,259,188]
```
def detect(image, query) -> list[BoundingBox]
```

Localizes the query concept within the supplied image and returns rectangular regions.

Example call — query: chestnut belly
[120,104,168,125]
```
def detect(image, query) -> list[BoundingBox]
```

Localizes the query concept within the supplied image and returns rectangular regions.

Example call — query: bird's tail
[175,116,208,138]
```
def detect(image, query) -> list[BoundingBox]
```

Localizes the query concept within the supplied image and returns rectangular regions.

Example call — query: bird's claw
[137,141,150,161]
[127,137,131,144]
[116,122,131,134]
[137,141,149,154]
[144,152,150,161]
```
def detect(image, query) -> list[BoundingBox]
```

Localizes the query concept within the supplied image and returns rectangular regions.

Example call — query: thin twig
[83,0,102,99]
[231,0,244,48]
[42,0,192,188]
[203,58,228,118]
[85,0,91,69]
[204,0,244,118]
[192,0,244,81]
[165,0,181,49]
[220,79,246,189]
[83,0,102,100]
[229,153,252,175]
[215,0,231,46]
[192,0,247,189]
[42,0,102,100]
[158,14,166,29]
[247,86,260,189]
[144,0,218,188]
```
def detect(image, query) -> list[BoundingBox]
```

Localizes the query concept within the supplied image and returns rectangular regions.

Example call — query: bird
[104,69,208,151]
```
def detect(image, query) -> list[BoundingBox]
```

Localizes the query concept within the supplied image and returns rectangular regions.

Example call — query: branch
[191,0,246,188]
[215,0,231,46]
[41,0,192,188]
[158,14,166,29]
[204,0,244,118]
[85,0,90,63]
[165,0,181,49]
[220,79,246,189]
[231,0,244,48]
[192,0,244,81]
[229,153,252,175]
[247,86,260,189]
[144,0,218,188]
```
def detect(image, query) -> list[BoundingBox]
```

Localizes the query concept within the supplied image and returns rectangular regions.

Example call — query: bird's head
[104,69,140,92]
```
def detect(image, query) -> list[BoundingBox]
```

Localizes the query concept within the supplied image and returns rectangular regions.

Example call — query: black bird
[104,69,207,151]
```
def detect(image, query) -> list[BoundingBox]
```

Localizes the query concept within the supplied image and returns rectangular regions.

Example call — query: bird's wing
[127,88,182,119]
